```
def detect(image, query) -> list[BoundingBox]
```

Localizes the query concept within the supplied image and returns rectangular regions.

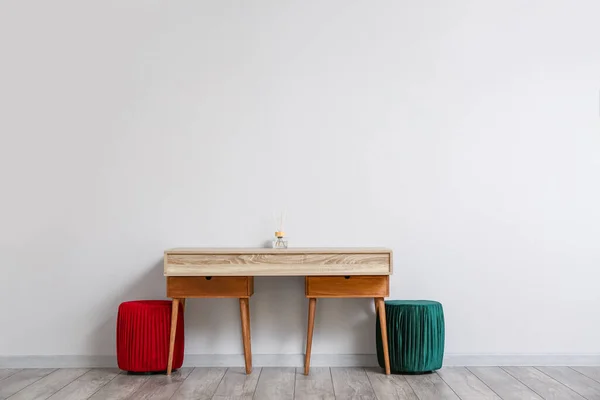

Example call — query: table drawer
[305,276,389,298]
[167,276,254,298]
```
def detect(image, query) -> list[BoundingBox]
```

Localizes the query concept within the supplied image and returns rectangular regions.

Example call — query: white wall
[1,0,599,365]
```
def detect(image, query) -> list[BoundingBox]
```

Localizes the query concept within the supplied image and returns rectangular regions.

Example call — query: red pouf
[116,300,184,373]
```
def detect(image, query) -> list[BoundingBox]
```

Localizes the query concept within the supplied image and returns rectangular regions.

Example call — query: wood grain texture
[304,298,317,376]
[375,297,391,375]
[365,368,419,400]
[253,367,295,400]
[167,298,180,375]
[165,249,392,276]
[47,369,120,400]
[294,367,335,400]
[537,366,600,399]
[167,247,392,254]
[212,367,261,400]
[167,277,253,298]
[167,253,389,266]
[502,366,585,400]
[436,367,500,400]
[306,276,389,297]
[468,367,542,400]
[87,373,149,400]
[0,368,55,400]
[171,368,227,400]
[404,373,460,400]
[330,367,377,399]
[0,369,20,381]
[7,368,89,400]
[571,366,600,382]
[128,368,193,400]
[1,366,599,399]
[239,298,252,375]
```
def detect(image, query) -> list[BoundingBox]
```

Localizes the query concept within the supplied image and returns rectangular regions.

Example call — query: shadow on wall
[86,261,379,361]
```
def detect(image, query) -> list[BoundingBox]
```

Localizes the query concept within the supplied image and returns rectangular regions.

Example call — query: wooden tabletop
[165,247,392,254]
[164,247,393,276]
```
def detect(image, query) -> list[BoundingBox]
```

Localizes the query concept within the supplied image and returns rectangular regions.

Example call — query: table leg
[167,298,180,375]
[304,297,317,375]
[239,298,252,374]
[375,297,390,375]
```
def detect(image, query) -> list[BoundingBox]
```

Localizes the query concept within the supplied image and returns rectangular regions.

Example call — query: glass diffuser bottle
[272,211,288,249]
[273,231,288,249]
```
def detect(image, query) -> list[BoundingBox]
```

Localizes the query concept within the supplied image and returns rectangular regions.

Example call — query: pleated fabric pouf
[117,300,184,373]
[376,300,444,374]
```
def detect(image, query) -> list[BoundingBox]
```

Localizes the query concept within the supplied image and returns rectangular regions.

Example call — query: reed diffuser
[272,210,288,249]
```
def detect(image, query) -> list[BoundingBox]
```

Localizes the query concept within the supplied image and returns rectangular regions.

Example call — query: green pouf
[376,300,445,374]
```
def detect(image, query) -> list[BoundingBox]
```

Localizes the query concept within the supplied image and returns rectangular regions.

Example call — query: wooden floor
[1,366,600,400]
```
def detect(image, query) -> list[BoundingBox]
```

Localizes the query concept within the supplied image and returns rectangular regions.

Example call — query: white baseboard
[182,354,379,368]
[0,356,117,369]
[444,353,600,366]
[1,353,600,369]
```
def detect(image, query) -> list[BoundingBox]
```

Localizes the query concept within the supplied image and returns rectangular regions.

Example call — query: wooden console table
[164,247,393,375]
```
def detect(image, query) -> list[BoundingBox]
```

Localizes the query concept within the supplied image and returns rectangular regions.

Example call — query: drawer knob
[344,276,350,279]
[205,276,212,280]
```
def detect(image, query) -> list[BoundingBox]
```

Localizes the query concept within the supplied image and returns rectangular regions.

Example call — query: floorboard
[468,366,543,400]
[128,368,193,400]
[294,367,335,400]
[437,367,501,400]
[87,372,149,400]
[571,366,600,383]
[47,369,120,400]
[7,368,88,400]
[170,367,227,400]
[537,366,600,400]
[403,373,460,400]
[1,366,599,399]
[503,366,586,400]
[0,369,55,400]
[365,368,419,400]
[253,367,295,400]
[330,367,376,400]
[212,367,261,400]
[0,370,21,382]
